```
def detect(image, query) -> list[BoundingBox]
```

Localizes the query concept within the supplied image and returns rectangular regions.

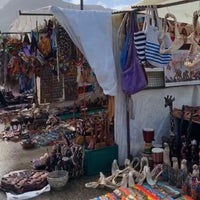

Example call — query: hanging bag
[145,6,172,68]
[119,13,130,71]
[134,7,151,64]
[184,10,200,68]
[159,13,184,54]
[120,12,148,95]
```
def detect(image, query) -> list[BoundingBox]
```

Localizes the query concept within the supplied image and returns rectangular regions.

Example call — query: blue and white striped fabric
[145,25,172,68]
[145,41,171,66]
[134,31,146,63]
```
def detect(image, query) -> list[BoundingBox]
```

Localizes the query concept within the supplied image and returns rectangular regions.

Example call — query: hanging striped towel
[134,31,146,63]
[145,41,171,66]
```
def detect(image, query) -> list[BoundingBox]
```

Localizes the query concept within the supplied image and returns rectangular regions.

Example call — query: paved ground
[0,139,111,200]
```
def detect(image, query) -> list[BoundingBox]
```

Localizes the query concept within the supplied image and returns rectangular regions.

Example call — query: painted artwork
[164,50,200,87]
[164,21,200,87]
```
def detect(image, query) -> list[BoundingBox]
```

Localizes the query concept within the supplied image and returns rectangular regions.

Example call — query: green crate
[84,144,118,176]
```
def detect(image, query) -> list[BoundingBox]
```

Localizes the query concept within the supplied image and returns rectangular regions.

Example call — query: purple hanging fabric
[121,11,147,95]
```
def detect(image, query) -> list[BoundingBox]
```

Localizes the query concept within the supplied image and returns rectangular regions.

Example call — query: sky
[0,0,9,8]
[64,0,138,10]
[0,0,139,10]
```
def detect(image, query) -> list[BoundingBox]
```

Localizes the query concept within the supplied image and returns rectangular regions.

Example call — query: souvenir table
[90,184,193,200]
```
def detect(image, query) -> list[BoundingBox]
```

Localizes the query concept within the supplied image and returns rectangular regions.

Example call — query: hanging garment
[57,25,73,62]
[30,32,38,55]
[120,12,148,95]
[38,34,52,58]
[23,33,30,45]
[145,6,172,68]
[134,7,152,64]
[159,13,184,54]
[184,10,200,68]
[18,73,25,93]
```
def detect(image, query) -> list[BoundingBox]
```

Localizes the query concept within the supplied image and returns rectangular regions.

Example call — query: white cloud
[96,1,107,8]
[0,0,10,9]
[67,0,80,5]
[64,0,138,9]
[112,4,131,10]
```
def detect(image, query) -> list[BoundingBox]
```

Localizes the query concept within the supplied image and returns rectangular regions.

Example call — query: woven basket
[145,68,165,88]
[47,170,69,189]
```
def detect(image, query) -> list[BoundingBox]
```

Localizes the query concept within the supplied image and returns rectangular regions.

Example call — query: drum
[152,147,164,164]
[143,128,154,143]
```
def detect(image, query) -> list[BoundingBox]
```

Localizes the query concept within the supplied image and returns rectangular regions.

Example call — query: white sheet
[49,6,117,96]
[6,184,50,200]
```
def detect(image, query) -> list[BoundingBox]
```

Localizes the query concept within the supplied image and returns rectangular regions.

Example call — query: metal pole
[19,10,53,16]
[80,0,83,10]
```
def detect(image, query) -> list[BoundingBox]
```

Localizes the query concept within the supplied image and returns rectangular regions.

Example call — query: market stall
[112,0,200,160]
[111,0,200,198]
[0,11,116,152]
[0,7,119,199]
[0,1,200,199]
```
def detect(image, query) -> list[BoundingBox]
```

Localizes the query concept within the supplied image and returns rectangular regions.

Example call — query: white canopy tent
[8,6,117,96]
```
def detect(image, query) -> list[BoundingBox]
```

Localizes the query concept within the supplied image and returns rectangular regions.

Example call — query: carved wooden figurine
[192,164,199,177]
[190,139,199,167]
[163,142,171,166]
[164,95,177,158]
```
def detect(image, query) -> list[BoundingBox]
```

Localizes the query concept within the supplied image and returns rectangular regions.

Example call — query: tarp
[9,6,117,96]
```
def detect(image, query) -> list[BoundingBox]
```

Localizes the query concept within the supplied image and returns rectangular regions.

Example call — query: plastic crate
[84,144,118,176]
[145,68,165,88]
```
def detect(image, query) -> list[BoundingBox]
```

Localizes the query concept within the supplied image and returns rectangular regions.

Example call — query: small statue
[169,157,179,186]
[111,159,119,176]
[128,170,135,188]
[176,159,188,189]
[163,142,171,166]
[190,139,198,166]
[180,159,188,175]
[192,164,199,177]
[162,163,169,182]
[172,157,179,170]
[169,134,177,158]
[180,135,188,160]
[164,95,177,158]
[120,173,128,188]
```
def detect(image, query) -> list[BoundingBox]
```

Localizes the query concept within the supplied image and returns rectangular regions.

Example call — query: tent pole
[126,95,132,160]
[80,0,84,10]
